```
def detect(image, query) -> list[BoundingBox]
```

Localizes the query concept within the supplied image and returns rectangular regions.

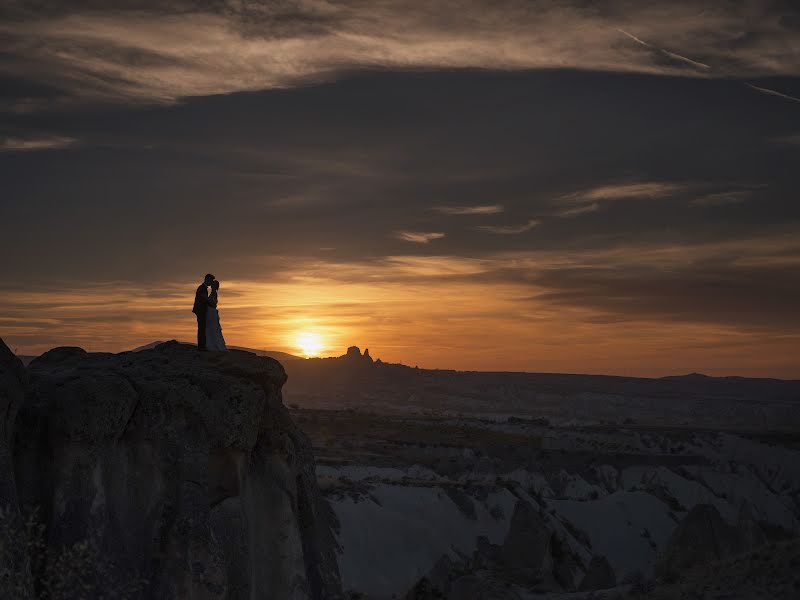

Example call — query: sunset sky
[1,1,799,377]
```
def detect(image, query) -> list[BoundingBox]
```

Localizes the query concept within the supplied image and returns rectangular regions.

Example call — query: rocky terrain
[284,348,800,432]
[286,348,800,599]
[0,338,342,599]
[5,342,799,599]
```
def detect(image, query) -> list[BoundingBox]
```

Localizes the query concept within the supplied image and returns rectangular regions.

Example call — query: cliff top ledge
[24,339,289,449]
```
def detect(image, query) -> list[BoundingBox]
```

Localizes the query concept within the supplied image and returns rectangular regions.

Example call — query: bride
[205,280,228,352]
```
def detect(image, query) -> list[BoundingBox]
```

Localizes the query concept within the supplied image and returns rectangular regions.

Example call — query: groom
[192,273,215,351]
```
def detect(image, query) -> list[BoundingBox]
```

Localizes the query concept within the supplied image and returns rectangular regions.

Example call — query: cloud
[531,260,800,330]
[554,181,689,216]
[4,233,799,376]
[383,256,490,277]
[433,204,504,215]
[496,232,800,333]
[558,181,762,212]
[690,190,754,207]
[0,135,76,151]
[394,230,445,243]
[564,181,689,202]
[477,219,540,234]
[557,202,601,218]
[772,133,800,145]
[1,1,800,105]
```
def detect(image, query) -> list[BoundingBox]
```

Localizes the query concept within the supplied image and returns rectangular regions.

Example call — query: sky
[1,0,799,377]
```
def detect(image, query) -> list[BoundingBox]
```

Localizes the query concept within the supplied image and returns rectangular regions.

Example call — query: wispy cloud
[772,133,800,145]
[557,181,763,214]
[433,204,504,215]
[1,2,799,105]
[554,181,688,216]
[0,135,76,151]
[557,202,601,218]
[394,230,446,243]
[383,256,489,277]
[477,219,540,234]
[565,182,689,202]
[690,190,754,207]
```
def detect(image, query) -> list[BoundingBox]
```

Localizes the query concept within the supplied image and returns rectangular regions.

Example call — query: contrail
[616,28,650,47]
[617,29,798,108]
[746,83,800,104]
[660,49,711,71]
[616,28,710,70]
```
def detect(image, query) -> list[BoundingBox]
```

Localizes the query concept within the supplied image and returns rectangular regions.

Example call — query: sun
[296,331,324,357]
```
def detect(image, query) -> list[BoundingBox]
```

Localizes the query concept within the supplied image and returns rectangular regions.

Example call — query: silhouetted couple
[192,273,227,352]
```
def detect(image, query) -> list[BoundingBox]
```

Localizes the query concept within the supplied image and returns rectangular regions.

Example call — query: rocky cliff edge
[0,338,342,600]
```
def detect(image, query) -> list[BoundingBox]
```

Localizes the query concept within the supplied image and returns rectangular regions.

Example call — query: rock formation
[342,346,373,363]
[658,504,750,577]
[578,556,615,591]
[405,497,591,598]
[2,339,342,600]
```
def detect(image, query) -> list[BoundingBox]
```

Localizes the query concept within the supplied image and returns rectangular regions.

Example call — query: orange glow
[4,235,800,378]
[295,331,324,357]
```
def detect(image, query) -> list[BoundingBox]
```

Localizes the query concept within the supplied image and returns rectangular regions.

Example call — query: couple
[192,273,228,352]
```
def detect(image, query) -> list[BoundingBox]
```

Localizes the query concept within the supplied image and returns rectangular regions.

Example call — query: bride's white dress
[205,291,228,352]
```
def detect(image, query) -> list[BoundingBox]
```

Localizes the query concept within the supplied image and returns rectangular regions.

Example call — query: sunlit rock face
[8,340,342,600]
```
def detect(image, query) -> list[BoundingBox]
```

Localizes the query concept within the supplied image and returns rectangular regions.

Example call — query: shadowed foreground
[0,339,342,599]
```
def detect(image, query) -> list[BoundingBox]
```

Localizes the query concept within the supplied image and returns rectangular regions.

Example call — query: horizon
[12,339,800,382]
[2,1,800,379]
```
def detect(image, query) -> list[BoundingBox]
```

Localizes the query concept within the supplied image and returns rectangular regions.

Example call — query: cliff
[0,338,342,599]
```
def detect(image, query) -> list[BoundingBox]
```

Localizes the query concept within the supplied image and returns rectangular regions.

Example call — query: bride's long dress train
[205,305,228,351]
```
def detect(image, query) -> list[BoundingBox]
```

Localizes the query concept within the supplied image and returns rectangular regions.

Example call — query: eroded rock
[10,340,341,600]
[579,555,616,591]
[659,503,746,577]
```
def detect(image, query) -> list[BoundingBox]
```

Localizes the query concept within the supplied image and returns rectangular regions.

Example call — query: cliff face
[2,339,342,600]
[0,339,26,516]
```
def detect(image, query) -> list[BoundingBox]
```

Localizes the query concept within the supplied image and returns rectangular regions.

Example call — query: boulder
[11,340,342,600]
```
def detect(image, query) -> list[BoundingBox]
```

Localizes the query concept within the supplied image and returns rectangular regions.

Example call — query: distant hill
[131,341,303,362]
[282,347,800,429]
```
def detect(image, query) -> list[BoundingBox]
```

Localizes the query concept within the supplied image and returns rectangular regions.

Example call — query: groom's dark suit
[192,284,209,350]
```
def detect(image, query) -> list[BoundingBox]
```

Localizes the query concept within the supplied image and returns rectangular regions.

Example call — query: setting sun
[296,331,323,357]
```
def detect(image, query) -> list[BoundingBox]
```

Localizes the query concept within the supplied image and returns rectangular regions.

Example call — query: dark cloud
[532,263,800,331]
[2,68,798,284]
